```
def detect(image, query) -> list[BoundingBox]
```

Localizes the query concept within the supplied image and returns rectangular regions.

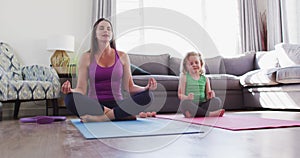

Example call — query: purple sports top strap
[88,49,123,101]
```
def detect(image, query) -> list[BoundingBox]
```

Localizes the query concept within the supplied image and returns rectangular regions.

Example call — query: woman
[61,18,157,122]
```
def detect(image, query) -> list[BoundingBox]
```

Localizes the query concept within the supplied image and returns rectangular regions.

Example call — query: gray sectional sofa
[128,43,300,113]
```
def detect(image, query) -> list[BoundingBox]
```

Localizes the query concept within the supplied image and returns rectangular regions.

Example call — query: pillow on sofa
[169,57,182,76]
[275,43,300,67]
[222,52,255,76]
[128,54,170,75]
[240,68,278,87]
[254,51,280,69]
[276,66,300,84]
[130,64,151,75]
[205,56,223,74]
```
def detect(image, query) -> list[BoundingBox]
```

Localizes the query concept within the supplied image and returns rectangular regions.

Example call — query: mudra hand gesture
[61,80,73,94]
[146,78,157,91]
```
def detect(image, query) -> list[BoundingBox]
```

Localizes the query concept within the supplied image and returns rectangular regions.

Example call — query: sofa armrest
[276,66,300,84]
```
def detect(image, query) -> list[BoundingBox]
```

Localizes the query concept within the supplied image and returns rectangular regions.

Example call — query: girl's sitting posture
[178,52,225,118]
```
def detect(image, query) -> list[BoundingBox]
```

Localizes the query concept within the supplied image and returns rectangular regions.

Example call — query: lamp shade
[47,35,75,52]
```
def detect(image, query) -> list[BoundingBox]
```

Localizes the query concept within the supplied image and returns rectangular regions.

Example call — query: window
[115,0,240,57]
[284,0,300,44]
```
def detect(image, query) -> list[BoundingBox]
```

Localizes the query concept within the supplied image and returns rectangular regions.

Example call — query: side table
[58,72,77,106]
[52,66,77,115]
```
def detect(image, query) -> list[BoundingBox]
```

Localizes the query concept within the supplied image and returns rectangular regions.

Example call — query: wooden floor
[1,111,300,158]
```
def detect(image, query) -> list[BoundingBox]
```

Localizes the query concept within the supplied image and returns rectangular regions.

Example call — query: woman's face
[95,20,113,42]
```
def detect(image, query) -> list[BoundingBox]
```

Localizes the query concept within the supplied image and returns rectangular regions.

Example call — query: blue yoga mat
[71,118,202,139]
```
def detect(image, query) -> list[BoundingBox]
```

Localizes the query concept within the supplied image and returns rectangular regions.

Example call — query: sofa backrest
[128,53,170,75]
[221,52,256,76]
[128,52,257,76]
[0,42,22,80]
[205,56,223,74]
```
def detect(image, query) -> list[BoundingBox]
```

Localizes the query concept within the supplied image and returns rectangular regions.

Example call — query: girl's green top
[185,72,206,103]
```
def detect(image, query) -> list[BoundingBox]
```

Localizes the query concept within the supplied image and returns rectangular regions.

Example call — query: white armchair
[0,42,60,120]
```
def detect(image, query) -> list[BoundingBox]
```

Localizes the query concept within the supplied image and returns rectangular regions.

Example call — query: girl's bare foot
[139,111,156,118]
[208,109,225,117]
[184,111,192,118]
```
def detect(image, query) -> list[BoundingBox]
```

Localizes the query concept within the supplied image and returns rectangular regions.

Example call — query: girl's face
[185,55,202,74]
[96,20,112,42]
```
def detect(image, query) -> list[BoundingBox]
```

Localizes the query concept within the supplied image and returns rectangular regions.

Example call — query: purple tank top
[88,50,123,101]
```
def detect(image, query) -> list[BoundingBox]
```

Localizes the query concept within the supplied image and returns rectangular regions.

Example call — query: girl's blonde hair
[181,51,206,75]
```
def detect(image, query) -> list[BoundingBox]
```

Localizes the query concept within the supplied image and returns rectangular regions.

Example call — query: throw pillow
[205,56,223,74]
[275,43,300,67]
[254,51,280,69]
[128,54,170,75]
[169,57,182,76]
[130,64,151,75]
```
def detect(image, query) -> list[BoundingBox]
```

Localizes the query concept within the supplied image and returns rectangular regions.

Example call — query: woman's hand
[146,77,157,91]
[61,80,73,94]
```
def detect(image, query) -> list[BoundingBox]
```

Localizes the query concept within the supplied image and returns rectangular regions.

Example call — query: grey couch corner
[128,54,181,113]
[128,46,300,113]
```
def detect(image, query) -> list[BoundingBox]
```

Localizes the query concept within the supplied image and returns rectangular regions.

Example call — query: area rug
[157,114,300,131]
[71,118,202,139]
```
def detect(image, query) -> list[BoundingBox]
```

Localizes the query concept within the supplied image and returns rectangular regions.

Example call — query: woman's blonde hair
[181,51,206,75]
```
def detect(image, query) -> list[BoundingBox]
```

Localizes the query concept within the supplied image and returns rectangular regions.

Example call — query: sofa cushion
[275,43,300,67]
[169,57,181,76]
[222,52,255,76]
[205,56,223,74]
[276,66,300,84]
[132,75,179,91]
[130,64,151,75]
[254,51,279,69]
[207,74,242,90]
[240,68,278,87]
[128,54,170,75]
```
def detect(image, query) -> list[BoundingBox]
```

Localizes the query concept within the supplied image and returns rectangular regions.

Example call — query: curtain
[282,0,300,44]
[239,0,262,53]
[266,0,287,50]
[91,0,114,25]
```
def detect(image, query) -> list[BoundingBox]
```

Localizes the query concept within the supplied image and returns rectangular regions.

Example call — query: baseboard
[1,102,72,120]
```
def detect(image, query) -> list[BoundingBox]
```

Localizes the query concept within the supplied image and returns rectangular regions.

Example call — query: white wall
[0,0,92,66]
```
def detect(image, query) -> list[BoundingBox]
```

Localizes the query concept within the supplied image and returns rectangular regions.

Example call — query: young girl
[178,52,225,118]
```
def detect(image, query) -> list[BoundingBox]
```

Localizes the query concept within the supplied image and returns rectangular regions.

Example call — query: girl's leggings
[179,97,222,117]
[64,90,153,120]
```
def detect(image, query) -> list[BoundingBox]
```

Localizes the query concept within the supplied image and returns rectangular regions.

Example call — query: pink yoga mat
[157,114,300,131]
